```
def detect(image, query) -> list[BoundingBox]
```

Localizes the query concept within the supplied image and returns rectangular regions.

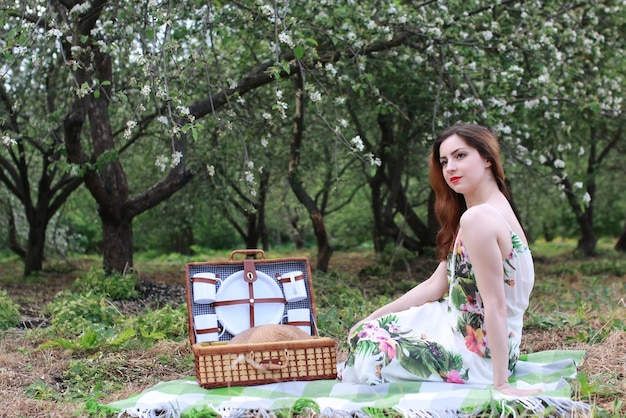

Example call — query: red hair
[429,124,509,260]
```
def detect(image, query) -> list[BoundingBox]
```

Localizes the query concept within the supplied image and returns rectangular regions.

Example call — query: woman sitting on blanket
[342,124,542,397]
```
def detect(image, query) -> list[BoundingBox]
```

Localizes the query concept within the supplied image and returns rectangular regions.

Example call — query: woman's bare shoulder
[460,204,500,224]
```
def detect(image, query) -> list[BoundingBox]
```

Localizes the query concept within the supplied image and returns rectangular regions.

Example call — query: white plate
[214,270,284,336]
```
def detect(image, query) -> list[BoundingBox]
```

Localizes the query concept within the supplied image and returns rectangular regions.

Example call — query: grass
[0,239,625,417]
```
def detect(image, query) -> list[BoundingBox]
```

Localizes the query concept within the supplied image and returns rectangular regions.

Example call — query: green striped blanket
[107,350,590,417]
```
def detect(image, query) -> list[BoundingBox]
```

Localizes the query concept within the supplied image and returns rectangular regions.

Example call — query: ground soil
[0,254,624,417]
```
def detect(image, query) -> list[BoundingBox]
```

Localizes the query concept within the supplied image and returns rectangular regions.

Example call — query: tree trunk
[369,160,387,253]
[287,69,333,272]
[102,214,134,274]
[367,112,432,254]
[258,168,270,251]
[23,217,46,276]
[6,205,26,259]
[615,220,626,252]
[245,211,259,249]
[576,209,597,256]
[63,36,194,274]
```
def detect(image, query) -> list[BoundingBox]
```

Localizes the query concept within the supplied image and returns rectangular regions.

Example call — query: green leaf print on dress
[449,242,490,359]
[347,314,468,384]
[449,233,527,367]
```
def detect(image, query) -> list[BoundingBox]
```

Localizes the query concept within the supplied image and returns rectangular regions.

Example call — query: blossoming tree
[2,0,624,274]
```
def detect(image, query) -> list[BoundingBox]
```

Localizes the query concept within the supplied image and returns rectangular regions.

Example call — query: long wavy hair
[429,124,509,260]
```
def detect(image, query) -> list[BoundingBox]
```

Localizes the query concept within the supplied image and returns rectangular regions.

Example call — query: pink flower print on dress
[461,292,484,315]
[464,325,487,357]
[445,369,465,384]
[378,337,398,359]
[359,322,392,344]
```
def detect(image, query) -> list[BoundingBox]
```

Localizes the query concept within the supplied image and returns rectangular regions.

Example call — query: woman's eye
[456,153,465,159]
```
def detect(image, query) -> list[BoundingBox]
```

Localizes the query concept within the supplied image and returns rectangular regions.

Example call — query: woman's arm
[348,261,449,337]
[461,208,541,396]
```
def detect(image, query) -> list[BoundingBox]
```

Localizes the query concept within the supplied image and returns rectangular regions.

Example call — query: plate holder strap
[243,259,257,327]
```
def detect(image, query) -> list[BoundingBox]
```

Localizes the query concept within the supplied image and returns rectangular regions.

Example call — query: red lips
[449,176,461,185]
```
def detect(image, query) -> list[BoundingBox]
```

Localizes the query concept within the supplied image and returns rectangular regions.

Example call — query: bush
[133,304,188,341]
[72,267,139,300]
[43,290,122,337]
[0,290,21,330]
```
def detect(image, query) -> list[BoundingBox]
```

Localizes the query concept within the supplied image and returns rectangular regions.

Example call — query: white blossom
[2,134,17,147]
[141,84,151,96]
[524,99,540,109]
[278,32,295,48]
[574,182,583,189]
[537,73,550,84]
[69,3,91,15]
[207,165,215,177]
[260,4,273,18]
[157,116,168,125]
[47,29,63,38]
[539,155,547,164]
[155,155,169,172]
[310,91,322,102]
[351,135,364,152]
[156,87,167,99]
[553,159,565,169]
[170,151,183,167]
[368,154,381,166]
[325,63,338,76]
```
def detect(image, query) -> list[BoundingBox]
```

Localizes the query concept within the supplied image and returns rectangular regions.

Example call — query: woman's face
[438,134,491,194]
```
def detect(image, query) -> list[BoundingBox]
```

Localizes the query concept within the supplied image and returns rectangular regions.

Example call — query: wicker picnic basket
[185,249,337,389]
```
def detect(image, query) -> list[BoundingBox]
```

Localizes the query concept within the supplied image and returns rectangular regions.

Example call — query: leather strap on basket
[243,260,257,283]
[196,327,220,334]
[277,273,304,283]
[193,276,220,284]
[230,349,290,372]
[212,260,286,328]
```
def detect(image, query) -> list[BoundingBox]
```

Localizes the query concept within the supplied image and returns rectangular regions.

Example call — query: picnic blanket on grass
[106,350,590,417]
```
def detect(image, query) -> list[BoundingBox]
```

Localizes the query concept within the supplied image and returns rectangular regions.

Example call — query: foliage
[0,290,20,330]
[72,267,139,300]
[129,304,188,343]
[0,243,625,416]
[2,0,626,275]
[43,291,123,338]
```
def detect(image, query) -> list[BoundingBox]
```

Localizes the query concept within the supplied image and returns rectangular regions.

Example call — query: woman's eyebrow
[440,147,467,159]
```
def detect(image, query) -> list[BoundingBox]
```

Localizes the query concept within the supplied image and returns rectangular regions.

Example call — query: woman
[341,124,541,396]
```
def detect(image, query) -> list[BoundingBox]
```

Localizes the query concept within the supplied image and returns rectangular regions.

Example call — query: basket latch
[243,259,257,283]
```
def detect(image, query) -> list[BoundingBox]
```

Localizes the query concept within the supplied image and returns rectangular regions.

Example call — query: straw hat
[228,324,313,345]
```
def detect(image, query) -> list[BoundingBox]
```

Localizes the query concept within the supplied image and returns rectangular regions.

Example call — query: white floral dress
[342,210,534,385]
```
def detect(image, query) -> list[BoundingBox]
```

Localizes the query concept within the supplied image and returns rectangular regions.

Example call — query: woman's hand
[495,383,543,397]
